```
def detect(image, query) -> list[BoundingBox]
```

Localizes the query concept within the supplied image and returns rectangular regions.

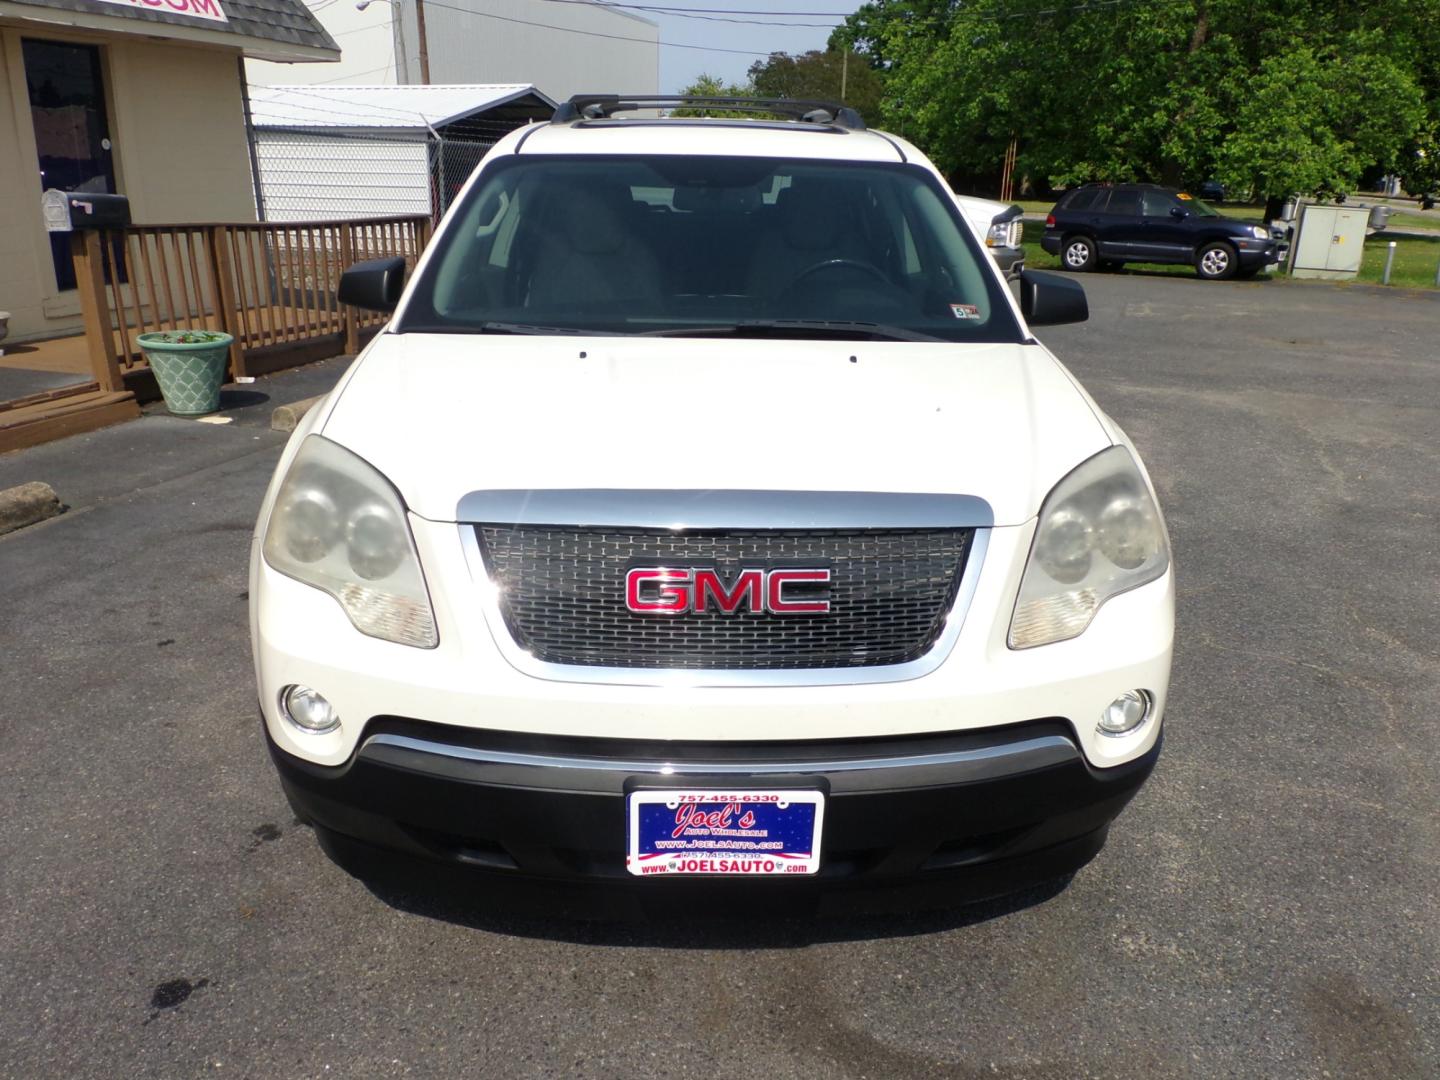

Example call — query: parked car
[1195,180,1225,202]
[251,96,1173,903]
[954,192,1025,278]
[1041,182,1281,279]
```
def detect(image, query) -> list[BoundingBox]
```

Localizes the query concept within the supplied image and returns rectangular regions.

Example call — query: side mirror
[1020,269,1088,327]
[1169,206,1189,220]
[338,256,407,313]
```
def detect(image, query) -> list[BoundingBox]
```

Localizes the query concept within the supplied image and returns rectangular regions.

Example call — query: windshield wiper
[639,319,949,343]
[476,321,622,336]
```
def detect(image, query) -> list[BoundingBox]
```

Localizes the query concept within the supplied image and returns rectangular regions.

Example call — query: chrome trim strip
[458,525,990,687]
[456,489,994,530]
[360,732,1079,795]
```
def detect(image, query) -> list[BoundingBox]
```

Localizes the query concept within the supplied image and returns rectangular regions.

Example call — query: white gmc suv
[250,96,1173,903]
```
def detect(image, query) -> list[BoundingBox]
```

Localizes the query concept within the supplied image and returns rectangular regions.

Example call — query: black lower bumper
[1236,240,1282,267]
[268,716,1159,901]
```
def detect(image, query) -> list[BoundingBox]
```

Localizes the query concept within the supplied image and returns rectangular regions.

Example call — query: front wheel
[1195,242,1238,280]
[1062,235,1097,272]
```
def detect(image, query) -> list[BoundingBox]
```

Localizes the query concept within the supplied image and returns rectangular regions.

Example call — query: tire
[1061,235,1097,272]
[1195,241,1238,280]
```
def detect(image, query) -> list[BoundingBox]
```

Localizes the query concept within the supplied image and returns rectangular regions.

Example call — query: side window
[1142,191,1176,217]
[1065,188,1101,212]
[1106,189,1141,216]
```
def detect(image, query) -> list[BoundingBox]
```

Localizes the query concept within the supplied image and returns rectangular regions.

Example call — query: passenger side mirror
[1169,206,1189,220]
[338,256,407,313]
[1019,270,1088,327]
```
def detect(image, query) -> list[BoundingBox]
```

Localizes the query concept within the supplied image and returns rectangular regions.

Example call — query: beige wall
[0,26,257,342]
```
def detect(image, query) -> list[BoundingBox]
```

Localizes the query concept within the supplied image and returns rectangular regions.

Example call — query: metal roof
[247,84,557,131]
[0,0,339,60]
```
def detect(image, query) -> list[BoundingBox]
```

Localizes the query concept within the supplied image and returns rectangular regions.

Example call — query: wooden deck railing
[71,215,431,393]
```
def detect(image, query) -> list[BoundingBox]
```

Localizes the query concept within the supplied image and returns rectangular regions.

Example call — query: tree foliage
[677,49,884,123]
[672,73,757,117]
[835,0,1440,199]
[748,50,885,122]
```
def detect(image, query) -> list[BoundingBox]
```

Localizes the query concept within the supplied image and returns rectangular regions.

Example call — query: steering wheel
[789,258,890,287]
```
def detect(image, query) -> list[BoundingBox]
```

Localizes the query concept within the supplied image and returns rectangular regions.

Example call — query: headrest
[551,184,630,255]
[779,183,851,251]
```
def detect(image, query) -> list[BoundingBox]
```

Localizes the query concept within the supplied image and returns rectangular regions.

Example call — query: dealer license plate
[626,789,824,877]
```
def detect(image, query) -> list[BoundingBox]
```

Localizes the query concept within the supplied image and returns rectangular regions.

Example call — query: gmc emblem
[625,567,831,616]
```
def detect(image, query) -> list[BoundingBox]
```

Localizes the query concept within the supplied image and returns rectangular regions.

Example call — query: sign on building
[92,0,228,24]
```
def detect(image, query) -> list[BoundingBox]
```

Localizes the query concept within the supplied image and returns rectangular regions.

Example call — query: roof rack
[551,94,866,131]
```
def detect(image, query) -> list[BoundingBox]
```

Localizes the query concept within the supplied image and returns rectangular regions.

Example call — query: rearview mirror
[1169,206,1189,220]
[1019,270,1088,327]
[338,256,407,313]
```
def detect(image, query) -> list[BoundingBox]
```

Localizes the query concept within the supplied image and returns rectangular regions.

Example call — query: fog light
[280,685,340,734]
[1098,689,1151,736]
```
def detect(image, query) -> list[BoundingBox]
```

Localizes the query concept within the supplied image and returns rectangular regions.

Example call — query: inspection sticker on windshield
[949,303,981,320]
[626,790,824,876]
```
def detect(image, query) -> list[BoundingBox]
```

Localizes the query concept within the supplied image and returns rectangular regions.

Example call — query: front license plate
[626,790,824,877]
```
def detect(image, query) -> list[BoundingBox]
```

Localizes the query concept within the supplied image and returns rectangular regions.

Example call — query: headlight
[1009,446,1169,649]
[1249,225,1269,240]
[987,219,1021,248]
[263,435,438,648]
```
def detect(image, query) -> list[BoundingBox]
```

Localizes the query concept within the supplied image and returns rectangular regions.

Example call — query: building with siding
[0,0,337,344]
[246,0,657,102]
[246,83,553,221]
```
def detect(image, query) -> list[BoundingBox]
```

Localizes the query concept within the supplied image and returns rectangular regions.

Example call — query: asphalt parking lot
[1,274,1437,1079]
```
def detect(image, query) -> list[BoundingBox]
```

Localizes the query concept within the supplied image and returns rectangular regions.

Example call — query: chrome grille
[476,526,973,670]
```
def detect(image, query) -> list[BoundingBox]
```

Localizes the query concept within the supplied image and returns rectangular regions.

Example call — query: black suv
[1041,183,1282,279]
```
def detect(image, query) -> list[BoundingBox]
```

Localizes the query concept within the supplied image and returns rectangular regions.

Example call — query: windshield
[399,155,1023,343]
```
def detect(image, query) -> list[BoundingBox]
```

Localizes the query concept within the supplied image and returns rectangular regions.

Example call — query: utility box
[1290,205,1370,280]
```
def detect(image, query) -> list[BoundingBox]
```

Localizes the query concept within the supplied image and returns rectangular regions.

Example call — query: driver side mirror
[338,256,407,313]
[1019,270,1088,327]
[1169,206,1190,220]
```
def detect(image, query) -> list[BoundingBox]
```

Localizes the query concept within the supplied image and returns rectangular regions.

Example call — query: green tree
[747,49,886,122]
[839,0,1437,202]
[673,74,758,117]
[1400,119,1440,200]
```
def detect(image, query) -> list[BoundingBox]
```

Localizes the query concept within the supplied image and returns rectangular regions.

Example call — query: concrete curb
[0,481,63,536]
[271,395,326,433]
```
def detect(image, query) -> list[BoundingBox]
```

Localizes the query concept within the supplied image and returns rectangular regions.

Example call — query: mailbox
[41,189,130,232]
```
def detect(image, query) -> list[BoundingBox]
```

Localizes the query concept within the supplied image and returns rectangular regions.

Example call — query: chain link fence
[250,129,496,224]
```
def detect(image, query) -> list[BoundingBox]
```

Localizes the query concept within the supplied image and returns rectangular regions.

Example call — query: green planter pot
[138,331,234,416]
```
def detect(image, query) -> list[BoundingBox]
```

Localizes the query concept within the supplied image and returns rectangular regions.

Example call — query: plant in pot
[137,329,234,416]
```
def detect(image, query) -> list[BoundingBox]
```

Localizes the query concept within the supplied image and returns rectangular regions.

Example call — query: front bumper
[270,714,1160,892]
[1234,237,1281,266]
[253,518,1173,771]
[989,245,1026,278]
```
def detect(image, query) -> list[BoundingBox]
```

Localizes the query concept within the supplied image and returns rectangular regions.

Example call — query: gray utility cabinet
[1290,205,1370,280]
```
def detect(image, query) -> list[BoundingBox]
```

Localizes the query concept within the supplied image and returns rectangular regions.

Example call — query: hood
[321,335,1111,527]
